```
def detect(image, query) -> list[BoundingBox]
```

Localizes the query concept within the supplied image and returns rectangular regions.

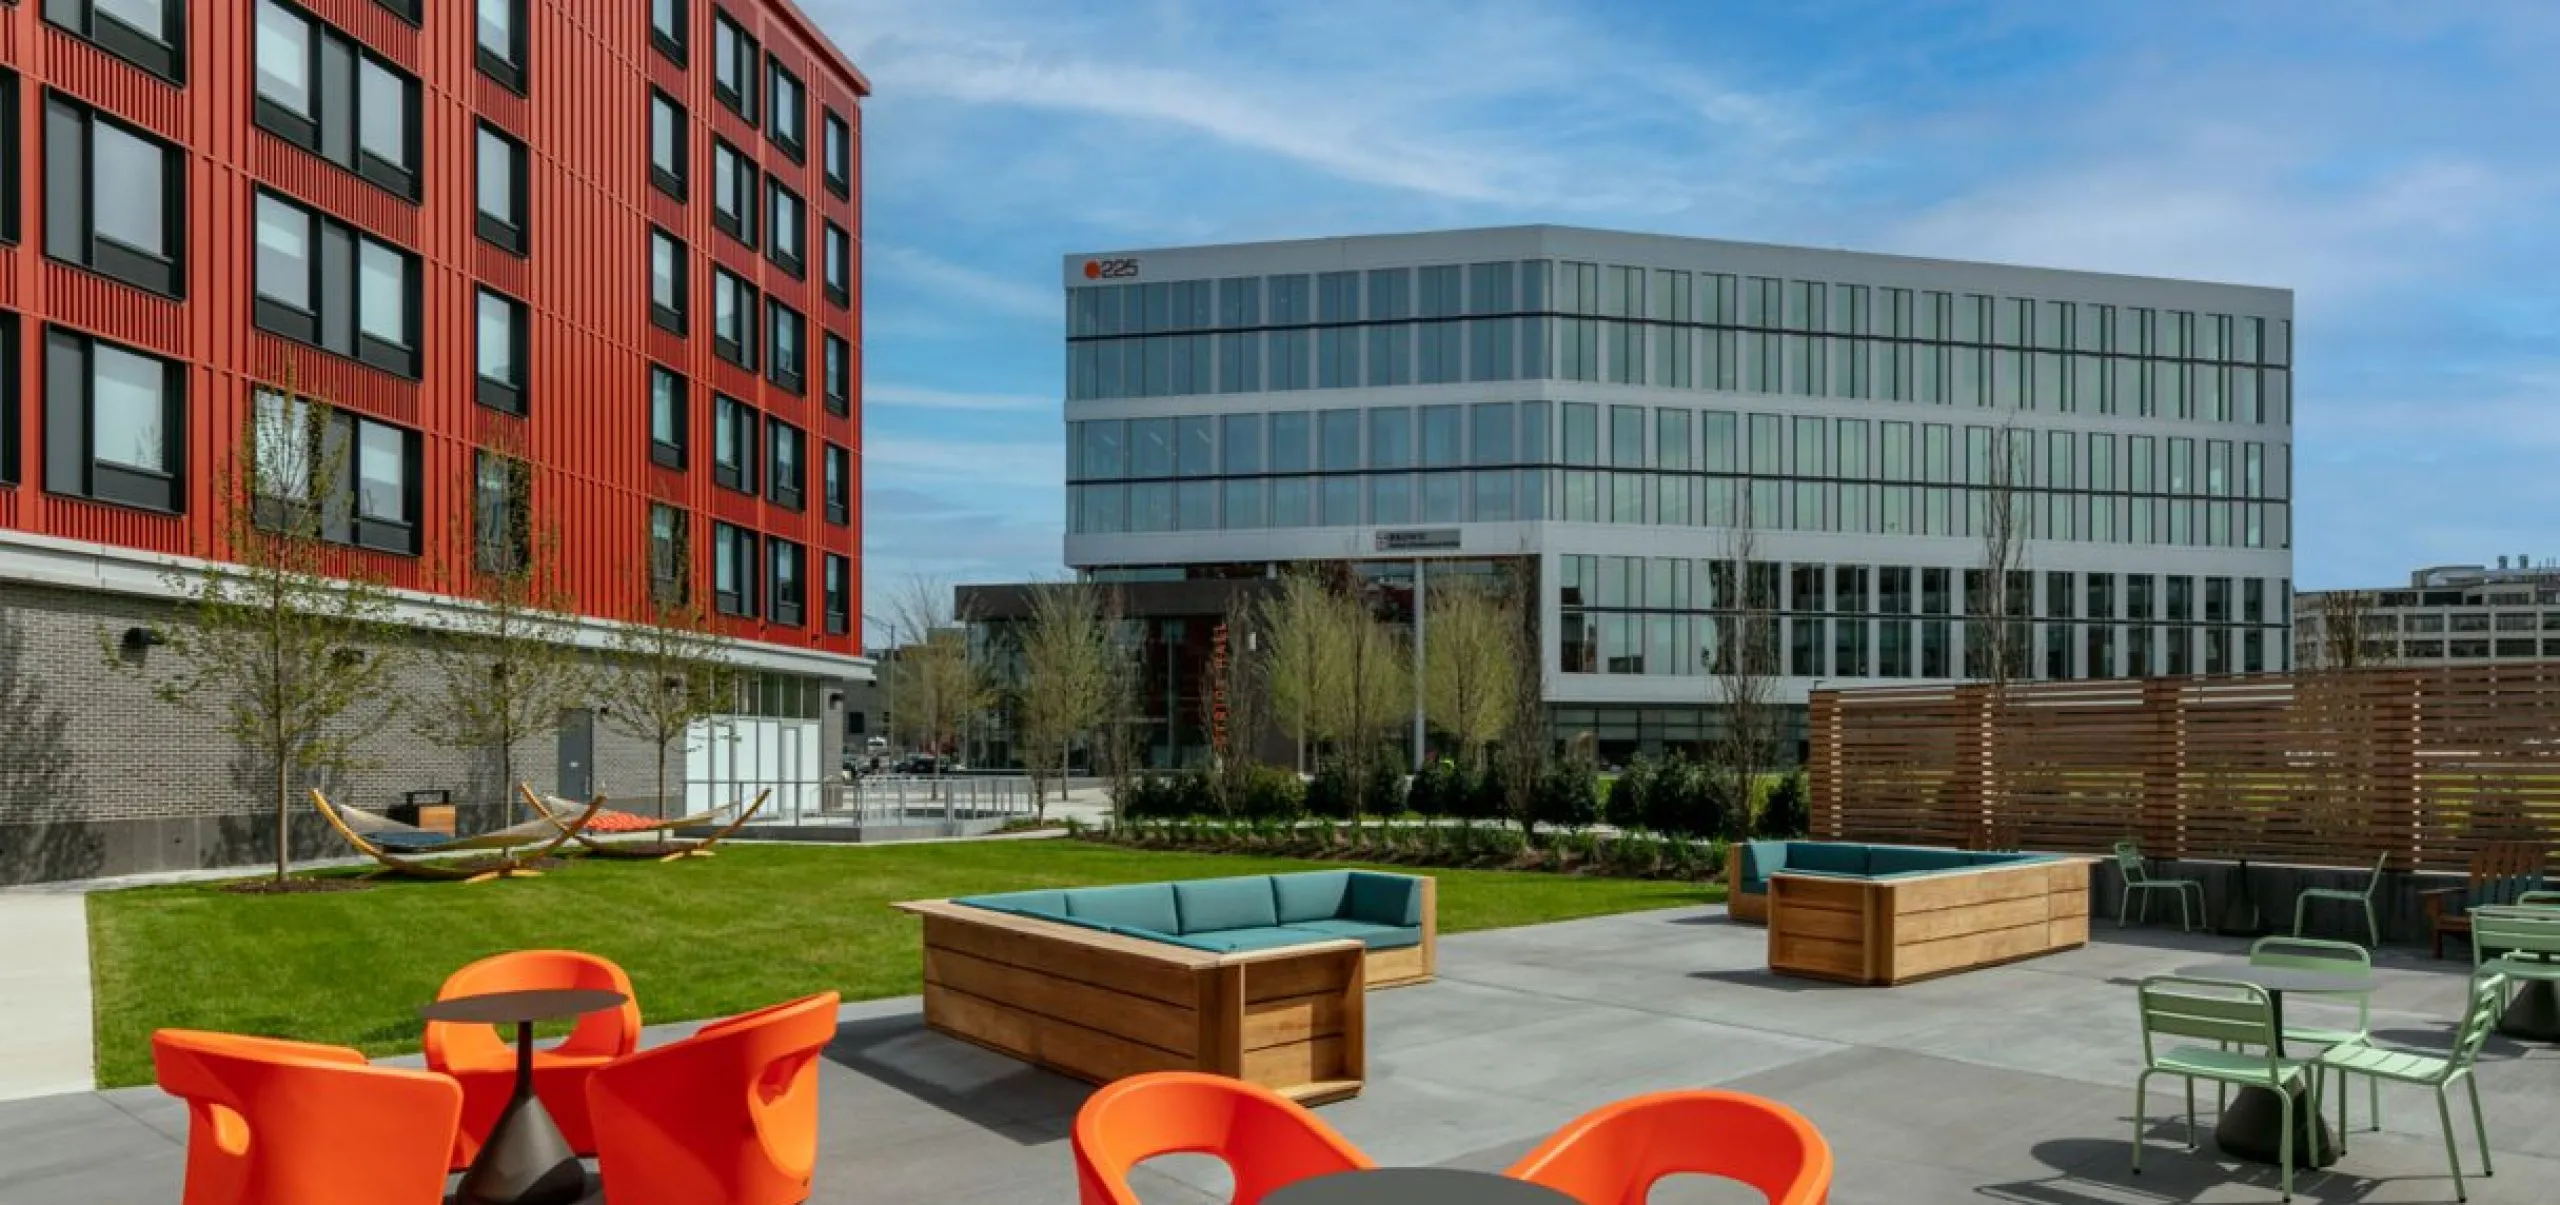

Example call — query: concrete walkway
[5,907,2556,1203]
[0,891,92,1101]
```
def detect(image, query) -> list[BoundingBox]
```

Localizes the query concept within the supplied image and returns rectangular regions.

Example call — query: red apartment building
[0,0,867,882]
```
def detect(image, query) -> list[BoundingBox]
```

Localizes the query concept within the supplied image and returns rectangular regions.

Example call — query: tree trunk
[273,754,290,883]
[655,735,670,821]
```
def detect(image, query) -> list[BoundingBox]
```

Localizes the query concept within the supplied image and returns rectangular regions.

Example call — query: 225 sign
[1082,257,1140,280]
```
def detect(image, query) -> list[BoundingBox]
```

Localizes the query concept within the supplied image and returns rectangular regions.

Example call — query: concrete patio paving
[4,901,2554,1204]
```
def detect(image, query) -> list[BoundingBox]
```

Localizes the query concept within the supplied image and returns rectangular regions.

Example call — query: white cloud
[869,243,1056,323]
[864,433,1061,483]
[867,382,1055,413]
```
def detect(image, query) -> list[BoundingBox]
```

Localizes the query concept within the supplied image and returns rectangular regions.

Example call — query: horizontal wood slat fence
[1809,664,2560,874]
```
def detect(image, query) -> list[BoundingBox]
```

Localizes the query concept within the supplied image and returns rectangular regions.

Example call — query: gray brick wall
[0,580,735,883]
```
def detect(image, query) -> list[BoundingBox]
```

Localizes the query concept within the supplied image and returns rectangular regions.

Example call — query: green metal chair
[2515,890,2560,909]
[2133,975,2319,1201]
[2249,936,2378,1130]
[2292,851,2388,948]
[2471,907,2560,1016]
[2315,973,2505,1202]
[2114,841,2208,932]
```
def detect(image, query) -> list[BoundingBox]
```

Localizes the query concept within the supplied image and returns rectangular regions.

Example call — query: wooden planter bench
[891,871,1434,1103]
[1762,847,2092,985]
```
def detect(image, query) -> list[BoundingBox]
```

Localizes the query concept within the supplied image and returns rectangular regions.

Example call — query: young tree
[117,371,400,883]
[1498,558,1551,835]
[1711,490,1782,839]
[879,575,992,784]
[1423,575,1516,771]
[1014,578,1115,817]
[1202,590,1268,792]
[2309,589,2393,671]
[414,444,590,822]
[598,530,738,818]
[1972,422,2031,686]
[1333,581,1412,819]
[1258,570,1345,774]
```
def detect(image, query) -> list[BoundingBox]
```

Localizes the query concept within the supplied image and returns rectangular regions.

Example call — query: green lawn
[89,840,1715,1088]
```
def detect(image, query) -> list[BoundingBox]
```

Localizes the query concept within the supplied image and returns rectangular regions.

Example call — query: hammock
[310,788,601,883]
[519,785,773,861]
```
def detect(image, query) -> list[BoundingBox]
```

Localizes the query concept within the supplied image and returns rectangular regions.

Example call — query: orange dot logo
[1082,260,1102,279]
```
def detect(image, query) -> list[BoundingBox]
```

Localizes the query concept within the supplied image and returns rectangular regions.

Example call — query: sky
[801,0,2560,608]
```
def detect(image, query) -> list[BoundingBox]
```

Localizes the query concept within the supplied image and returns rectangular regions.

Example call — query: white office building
[1059,227,2295,757]
[2296,558,2560,669]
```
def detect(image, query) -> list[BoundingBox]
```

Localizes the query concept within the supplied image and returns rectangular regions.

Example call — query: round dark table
[2173,962,2374,1169]
[420,988,629,1205]
[1264,1168,1580,1205]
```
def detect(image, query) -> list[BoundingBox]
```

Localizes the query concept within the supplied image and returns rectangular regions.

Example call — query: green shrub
[1466,759,1512,822]
[1231,763,1306,821]
[1408,757,1467,818]
[1647,755,1728,839]
[1361,749,1409,818]
[1758,770,1810,838]
[1305,758,1356,819]
[1533,755,1600,832]
[1604,755,1653,831]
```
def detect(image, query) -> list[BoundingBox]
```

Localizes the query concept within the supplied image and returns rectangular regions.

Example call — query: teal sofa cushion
[1285,918,1423,950]
[1064,883,1179,933]
[1273,871,1353,923]
[1740,840,1789,895]
[1786,842,1872,876]
[955,889,1070,919]
[1868,847,1977,877]
[1175,876,1281,934]
[1345,872,1423,926]
[1156,925,1325,953]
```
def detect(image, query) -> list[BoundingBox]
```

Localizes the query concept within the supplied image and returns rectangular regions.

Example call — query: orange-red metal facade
[0,0,865,659]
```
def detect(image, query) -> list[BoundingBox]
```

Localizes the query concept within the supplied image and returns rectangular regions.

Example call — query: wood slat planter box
[892,900,1370,1104]
[1768,858,2092,985]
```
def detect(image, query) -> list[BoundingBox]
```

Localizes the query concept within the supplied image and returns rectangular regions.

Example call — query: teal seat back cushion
[957,889,1069,919]
[1064,883,1180,934]
[1174,876,1282,934]
[1345,872,1423,926]
[1273,871,1354,923]
[1867,847,1976,877]
[1785,842,1872,876]
[1741,841,1788,894]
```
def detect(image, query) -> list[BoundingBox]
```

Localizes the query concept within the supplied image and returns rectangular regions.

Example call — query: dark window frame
[650,0,687,64]
[648,226,688,335]
[710,137,757,249]
[249,188,420,378]
[252,0,421,201]
[42,325,182,512]
[765,176,804,277]
[648,87,687,200]
[711,10,758,123]
[767,537,803,627]
[250,386,423,556]
[823,441,849,525]
[374,0,423,26]
[766,418,803,510]
[475,286,528,415]
[711,392,757,494]
[712,521,758,617]
[765,297,804,394]
[712,268,758,370]
[0,72,20,245]
[474,121,528,255]
[822,220,850,308]
[472,449,532,574]
[475,0,527,93]
[649,502,690,604]
[822,331,849,416]
[43,0,186,84]
[823,552,849,634]
[649,364,688,470]
[44,93,184,298]
[821,108,851,199]
[0,315,20,487]
[765,55,804,162]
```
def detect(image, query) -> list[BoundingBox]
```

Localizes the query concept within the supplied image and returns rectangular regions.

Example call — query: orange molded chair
[1073,1071,1377,1205]
[423,949,642,1168]
[154,1029,462,1205]
[586,991,842,1205]
[1505,1090,1833,1205]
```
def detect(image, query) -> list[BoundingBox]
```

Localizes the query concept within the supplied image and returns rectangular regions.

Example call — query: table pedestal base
[455,1093,587,1205]
[2215,1082,2339,1169]
[2497,981,2560,1041]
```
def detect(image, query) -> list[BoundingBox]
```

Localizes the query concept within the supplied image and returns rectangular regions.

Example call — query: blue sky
[804,0,2560,601]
